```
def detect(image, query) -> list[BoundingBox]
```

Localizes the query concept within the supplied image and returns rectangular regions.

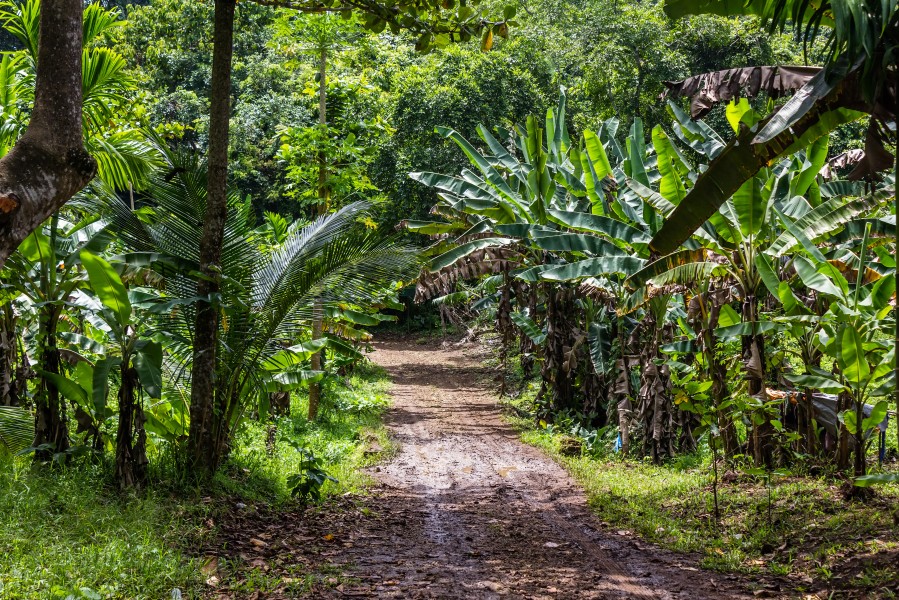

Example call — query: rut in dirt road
[319,337,756,599]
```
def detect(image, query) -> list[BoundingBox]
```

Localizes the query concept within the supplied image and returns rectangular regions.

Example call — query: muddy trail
[212,336,776,599]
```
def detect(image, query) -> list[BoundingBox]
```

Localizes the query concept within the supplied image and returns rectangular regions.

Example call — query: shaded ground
[208,336,785,599]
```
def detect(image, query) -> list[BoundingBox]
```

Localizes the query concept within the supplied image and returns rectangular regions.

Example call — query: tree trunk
[115,364,148,489]
[836,389,851,470]
[743,296,775,467]
[706,301,738,458]
[187,0,236,476]
[308,47,329,422]
[497,273,513,397]
[0,304,18,406]
[853,394,866,478]
[33,307,68,462]
[0,0,95,266]
[516,283,537,379]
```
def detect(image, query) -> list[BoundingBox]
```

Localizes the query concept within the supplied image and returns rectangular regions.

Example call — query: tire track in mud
[320,336,758,599]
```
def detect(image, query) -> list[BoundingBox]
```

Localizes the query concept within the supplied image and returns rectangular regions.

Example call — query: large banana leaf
[650,87,866,254]
[529,231,621,255]
[767,189,893,256]
[526,256,646,282]
[510,311,546,345]
[547,209,650,248]
[627,249,707,287]
[429,237,514,272]
[651,125,688,204]
[731,176,766,238]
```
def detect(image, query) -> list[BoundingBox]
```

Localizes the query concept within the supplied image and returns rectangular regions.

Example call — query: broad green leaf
[714,320,780,338]
[854,473,899,487]
[862,401,888,432]
[38,371,88,405]
[530,232,620,256]
[725,98,757,133]
[403,220,462,235]
[784,373,846,393]
[92,357,119,414]
[837,325,869,385]
[134,341,163,398]
[651,125,687,204]
[510,311,546,345]
[587,321,613,374]
[534,256,645,281]
[627,249,706,287]
[81,250,131,326]
[732,176,765,238]
[547,210,650,247]
[717,304,740,327]
[793,256,845,298]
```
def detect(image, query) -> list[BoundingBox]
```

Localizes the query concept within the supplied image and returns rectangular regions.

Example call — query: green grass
[0,361,394,599]
[508,407,899,593]
[0,463,202,599]
[215,360,395,502]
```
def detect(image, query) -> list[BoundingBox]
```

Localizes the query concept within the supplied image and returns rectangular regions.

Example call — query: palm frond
[0,405,33,455]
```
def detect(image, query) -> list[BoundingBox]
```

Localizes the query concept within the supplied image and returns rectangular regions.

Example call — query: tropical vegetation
[0,0,894,596]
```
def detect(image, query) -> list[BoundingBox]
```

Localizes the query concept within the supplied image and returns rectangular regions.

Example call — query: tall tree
[187,0,237,473]
[187,0,514,475]
[0,0,95,265]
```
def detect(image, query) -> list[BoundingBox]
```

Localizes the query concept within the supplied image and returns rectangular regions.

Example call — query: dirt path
[320,336,758,599]
[209,336,772,599]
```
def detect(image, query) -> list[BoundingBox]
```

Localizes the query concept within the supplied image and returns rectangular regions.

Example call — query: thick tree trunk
[0,0,95,266]
[308,48,328,422]
[187,0,236,475]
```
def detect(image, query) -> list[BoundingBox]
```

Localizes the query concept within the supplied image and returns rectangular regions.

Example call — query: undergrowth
[504,380,899,597]
[0,360,393,600]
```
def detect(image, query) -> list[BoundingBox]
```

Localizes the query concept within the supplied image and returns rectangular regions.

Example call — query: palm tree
[106,144,421,475]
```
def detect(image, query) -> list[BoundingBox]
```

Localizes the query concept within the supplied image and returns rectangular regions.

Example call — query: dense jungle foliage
[0,0,895,596]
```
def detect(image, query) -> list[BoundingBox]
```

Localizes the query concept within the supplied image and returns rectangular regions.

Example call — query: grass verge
[0,360,394,599]
[505,390,899,598]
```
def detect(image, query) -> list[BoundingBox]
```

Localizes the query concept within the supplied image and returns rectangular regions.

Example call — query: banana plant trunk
[517,283,538,379]
[743,295,775,467]
[308,47,328,422]
[705,302,738,458]
[0,305,18,406]
[497,273,513,397]
[115,363,148,489]
[853,392,867,478]
[33,306,68,462]
[187,0,235,476]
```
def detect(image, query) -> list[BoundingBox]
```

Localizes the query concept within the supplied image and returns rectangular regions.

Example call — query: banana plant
[629,103,890,466]
[779,224,894,477]
[67,251,162,488]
